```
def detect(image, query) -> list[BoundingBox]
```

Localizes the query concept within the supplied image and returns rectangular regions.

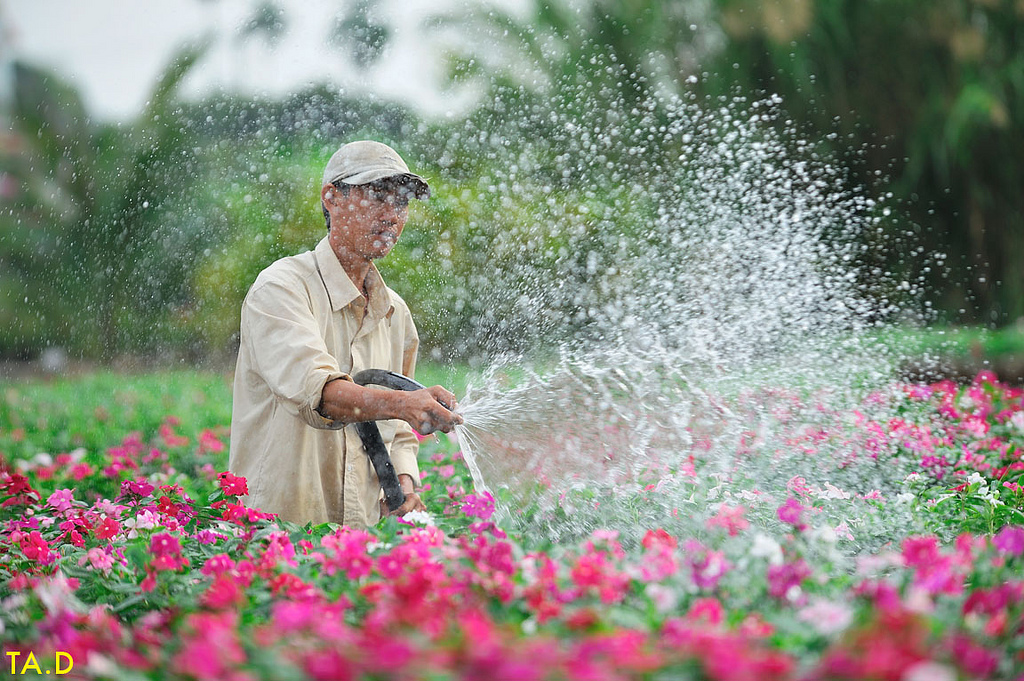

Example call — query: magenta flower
[149,532,189,571]
[685,540,731,591]
[767,559,811,599]
[992,525,1024,556]
[120,479,155,498]
[776,497,806,530]
[902,535,940,569]
[460,491,496,520]
[317,528,374,579]
[201,553,237,578]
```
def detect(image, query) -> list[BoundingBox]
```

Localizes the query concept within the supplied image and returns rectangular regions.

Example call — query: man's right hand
[319,378,463,432]
[397,386,463,434]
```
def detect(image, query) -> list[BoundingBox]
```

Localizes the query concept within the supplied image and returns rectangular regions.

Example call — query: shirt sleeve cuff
[300,372,352,429]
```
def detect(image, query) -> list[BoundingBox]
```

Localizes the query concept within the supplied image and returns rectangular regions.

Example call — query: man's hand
[397,386,463,435]
[382,473,427,517]
[387,491,427,517]
[319,380,463,434]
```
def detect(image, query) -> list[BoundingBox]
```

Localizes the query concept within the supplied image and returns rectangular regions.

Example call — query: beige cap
[322,140,429,199]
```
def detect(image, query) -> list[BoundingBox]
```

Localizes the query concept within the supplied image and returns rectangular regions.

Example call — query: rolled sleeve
[243,279,350,430]
[303,375,353,430]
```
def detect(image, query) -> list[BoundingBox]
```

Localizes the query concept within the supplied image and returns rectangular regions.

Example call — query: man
[229,140,462,528]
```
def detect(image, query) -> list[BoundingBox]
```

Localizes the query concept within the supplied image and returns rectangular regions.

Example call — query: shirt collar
[314,236,395,318]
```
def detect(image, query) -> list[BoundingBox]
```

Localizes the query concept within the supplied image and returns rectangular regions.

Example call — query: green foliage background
[1,0,1022,365]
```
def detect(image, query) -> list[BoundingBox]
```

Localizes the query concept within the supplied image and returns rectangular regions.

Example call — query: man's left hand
[382,472,427,517]
[387,491,427,517]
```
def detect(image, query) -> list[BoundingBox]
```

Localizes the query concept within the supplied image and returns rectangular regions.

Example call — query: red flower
[218,471,249,497]
[94,516,121,540]
[202,575,246,609]
[642,528,679,550]
[19,531,54,565]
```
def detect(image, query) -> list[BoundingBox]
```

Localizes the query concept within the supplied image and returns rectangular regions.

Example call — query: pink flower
[787,476,813,497]
[82,547,115,574]
[570,551,629,604]
[797,598,853,635]
[46,488,75,513]
[948,634,999,677]
[198,429,225,454]
[202,575,245,609]
[685,596,724,626]
[992,525,1024,556]
[706,504,750,536]
[171,613,246,678]
[159,419,189,448]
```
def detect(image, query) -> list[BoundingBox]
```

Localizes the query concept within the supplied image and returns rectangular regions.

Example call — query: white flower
[645,583,679,613]
[401,510,435,526]
[810,524,838,544]
[1010,411,1024,435]
[901,661,957,681]
[122,510,160,539]
[797,598,853,636]
[818,482,851,500]
[896,492,915,505]
[84,653,120,678]
[32,452,54,467]
[750,533,783,565]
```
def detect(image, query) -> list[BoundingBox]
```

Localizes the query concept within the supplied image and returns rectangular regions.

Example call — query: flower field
[1,370,1023,680]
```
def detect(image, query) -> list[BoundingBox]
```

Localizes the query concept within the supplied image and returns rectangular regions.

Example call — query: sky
[1,0,490,121]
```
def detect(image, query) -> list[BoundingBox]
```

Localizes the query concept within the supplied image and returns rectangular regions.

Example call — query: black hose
[352,369,427,513]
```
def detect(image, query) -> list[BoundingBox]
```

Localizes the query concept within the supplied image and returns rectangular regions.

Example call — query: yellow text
[6,651,74,675]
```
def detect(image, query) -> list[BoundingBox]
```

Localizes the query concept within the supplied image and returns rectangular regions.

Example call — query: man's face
[326,183,410,264]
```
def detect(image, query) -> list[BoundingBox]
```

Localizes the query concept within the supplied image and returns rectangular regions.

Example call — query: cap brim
[337,171,430,200]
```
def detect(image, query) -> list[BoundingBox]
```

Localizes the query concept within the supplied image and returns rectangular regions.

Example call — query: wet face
[324,182,410,265]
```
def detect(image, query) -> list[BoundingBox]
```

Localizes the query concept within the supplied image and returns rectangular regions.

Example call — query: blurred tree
[434,0,1024,327]
[702,0,1024,324]
[0,43,208,359]
[238,1,288,47]
[330,0,392,68]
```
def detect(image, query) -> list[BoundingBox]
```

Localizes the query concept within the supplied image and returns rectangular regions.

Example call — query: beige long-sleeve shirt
[228,236,421,528]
